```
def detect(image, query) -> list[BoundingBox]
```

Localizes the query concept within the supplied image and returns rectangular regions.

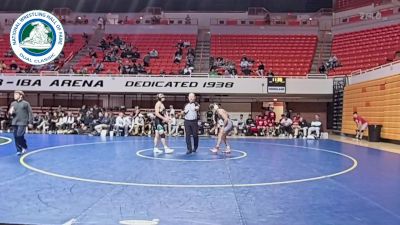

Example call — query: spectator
[4,49,13,57]
[298,117,308,138]
[149,49,159,58]
[94,62,104,73]
[266,68,275,77]
[37,112,50,133]
[209,68,218,77]
[236,114,245,135]
[67,66,76,74]
[183,40,191,48]
[256,61,265,76]
[94,112,111,135]
[307,114,322,139]
[65,32,74,43]
[245,114,255,136]
[89,48,97,58]
[9,60,19,71]
[90,56,97,68]
[319,63,326,74]
[183,65,192,75]
[143,54,151,67]
[32,113,41,131]
[240,57,252,75]
[279,114,293,137]
[174,53,182,64]
[98,17,105,30]
[185,14,191,24]
[0,60,7,72]
[131,113,145,136]
[114,112,125,136]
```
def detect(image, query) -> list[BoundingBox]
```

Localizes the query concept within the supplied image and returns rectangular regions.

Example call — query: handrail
[349,59,400,77]
[0,72,330,79]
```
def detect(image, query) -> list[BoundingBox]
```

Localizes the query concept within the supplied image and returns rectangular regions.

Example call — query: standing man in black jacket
[8,91,33,156]
[184,93,200,154]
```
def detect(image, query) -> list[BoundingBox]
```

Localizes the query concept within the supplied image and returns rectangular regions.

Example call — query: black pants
[13,125,27,152]
[184,120,199,151]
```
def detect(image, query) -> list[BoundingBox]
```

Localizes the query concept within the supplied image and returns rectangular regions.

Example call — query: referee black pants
[13,125,27,152]
[184,120,199,152]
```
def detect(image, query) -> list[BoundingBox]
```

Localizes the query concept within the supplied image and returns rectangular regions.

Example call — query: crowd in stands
[210,56,275,77]
[69,35,197,75]
[0,104,322,139]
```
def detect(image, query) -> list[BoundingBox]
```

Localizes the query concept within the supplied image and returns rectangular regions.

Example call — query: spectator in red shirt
[268,106,276,122]
[353,112,368,140]
[256,115,265,136]
[264,115,275,136]
[292,113,301,138]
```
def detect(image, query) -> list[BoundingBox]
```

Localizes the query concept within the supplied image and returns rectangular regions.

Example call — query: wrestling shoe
[222,146,231,154]
[210,147,219,154]
[153,147,163,154]
[164,147,174,154]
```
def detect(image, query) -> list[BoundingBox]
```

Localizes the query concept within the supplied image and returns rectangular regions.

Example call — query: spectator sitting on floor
[256,61,265,76]
[149,49,159,58]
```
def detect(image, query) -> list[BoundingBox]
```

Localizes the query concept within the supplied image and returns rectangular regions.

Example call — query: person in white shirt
[308,114,322,139]
[236,114,245,135]
[123,114,132,137]
[114,112,125,136]
[131,113,145,136]
[56,112,68,131]
[279,114,293,136]
[65,112,75,129]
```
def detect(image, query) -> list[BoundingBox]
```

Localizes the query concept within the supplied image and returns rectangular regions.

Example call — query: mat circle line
[19,140,358,188]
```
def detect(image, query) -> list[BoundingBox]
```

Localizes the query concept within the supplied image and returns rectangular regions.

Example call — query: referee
[184,93,200,154]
